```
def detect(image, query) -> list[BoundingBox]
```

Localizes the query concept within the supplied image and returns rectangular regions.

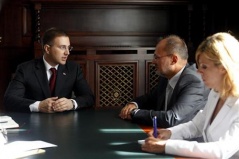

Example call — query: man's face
[152,40,173,78]
[44,36,71,66]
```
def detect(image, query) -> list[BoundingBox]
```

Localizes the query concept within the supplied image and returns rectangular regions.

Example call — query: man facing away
[119,35,210,128]
[4,27,95,113]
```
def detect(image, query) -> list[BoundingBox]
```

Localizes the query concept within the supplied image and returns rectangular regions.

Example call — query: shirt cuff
[29,101,40,112]
[71,99,78,110]
[128,102,138,108]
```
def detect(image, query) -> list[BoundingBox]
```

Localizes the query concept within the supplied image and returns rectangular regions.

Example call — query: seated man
[4,27,95,113]
[119,35,210,128]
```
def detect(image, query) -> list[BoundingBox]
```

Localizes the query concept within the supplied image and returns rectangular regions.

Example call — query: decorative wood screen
[96,62,137,107]
[148,63,159,92]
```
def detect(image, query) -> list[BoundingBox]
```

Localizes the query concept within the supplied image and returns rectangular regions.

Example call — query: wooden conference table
[2,108,190,159]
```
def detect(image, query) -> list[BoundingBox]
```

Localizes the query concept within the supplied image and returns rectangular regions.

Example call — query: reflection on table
[2,108,184,159]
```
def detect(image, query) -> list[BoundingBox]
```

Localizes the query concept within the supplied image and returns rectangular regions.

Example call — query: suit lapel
[167,64,189,108]
[34,58,51,97]
[157,78,167,110]
[55,65,68,95]
[204,91,219,129]
[209,103,230,130]
[209,97,236,130]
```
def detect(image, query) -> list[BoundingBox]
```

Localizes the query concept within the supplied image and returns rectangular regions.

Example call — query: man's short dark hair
[41,27,68,47]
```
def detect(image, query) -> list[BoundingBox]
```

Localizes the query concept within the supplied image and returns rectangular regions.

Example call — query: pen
[153,116,157,138]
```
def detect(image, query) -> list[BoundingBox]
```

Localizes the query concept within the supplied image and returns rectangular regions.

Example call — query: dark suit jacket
[131,63,210,128]
[4,58,95,112]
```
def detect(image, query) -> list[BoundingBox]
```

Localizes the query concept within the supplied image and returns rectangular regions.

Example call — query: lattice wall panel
[147,62,159,92]
[96,62,137,108]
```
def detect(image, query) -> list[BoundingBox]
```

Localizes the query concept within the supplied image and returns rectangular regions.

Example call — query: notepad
[0,140,57,159]
[0,116,12,123]
[0,116,19,129]
[6,148,46,159]
[0,132,7,145]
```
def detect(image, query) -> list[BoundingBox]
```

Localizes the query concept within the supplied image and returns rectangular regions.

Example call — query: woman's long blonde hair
[195,32,239,98]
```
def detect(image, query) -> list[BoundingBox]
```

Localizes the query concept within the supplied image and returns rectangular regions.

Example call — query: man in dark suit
[119,35,210,128]
[4,27,95,113]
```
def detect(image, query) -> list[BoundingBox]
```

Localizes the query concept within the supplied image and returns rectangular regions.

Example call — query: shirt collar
[43,56,59,71]
[168,66,185,89]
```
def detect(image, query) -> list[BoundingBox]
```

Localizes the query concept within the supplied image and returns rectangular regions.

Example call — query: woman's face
[197,53,226,91]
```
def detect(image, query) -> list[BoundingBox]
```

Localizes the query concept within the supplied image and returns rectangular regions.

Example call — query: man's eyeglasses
[153,54,172,60]
[49,45,73,52]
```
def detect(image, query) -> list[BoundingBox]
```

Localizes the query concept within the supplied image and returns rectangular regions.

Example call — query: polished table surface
[2,108,187,159]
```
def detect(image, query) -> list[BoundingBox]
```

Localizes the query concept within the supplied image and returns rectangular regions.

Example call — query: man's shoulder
[184,62,197,71]
[63,60,79,69]
[18,58,40,68]
[61,60,81,73]
[182,63,199,76]
[179,63,203,82]
[66,60,78,66]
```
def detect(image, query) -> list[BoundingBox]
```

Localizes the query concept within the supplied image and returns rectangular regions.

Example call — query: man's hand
[52,97,74,112]
[39,97,58,113]
[119,103,137,120]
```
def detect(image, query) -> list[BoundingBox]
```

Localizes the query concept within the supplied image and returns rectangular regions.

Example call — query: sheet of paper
[0,132,7,145]
[0,116,12,123]
[3,140,57,151]
[0,116,19,129]
[14,148,46,158]
[0,140,57,158]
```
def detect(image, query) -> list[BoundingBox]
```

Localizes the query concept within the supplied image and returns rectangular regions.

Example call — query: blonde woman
[141,32,239,159]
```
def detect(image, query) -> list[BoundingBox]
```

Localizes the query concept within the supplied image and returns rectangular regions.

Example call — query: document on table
[0,132,7,145]
[0,116,19,129]
[0,140,57,159]
[138,139,145,145]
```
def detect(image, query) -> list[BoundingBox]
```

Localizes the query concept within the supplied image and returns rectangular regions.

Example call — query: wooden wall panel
[40,7,169,32]
[3,0,236,110]
[29,1,191,108]
[68,47,154,107]
[32,1,189,47]
[95,61,138,107]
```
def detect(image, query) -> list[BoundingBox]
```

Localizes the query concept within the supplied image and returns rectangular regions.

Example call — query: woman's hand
[148,128,172,140]
[141,136,167,153]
